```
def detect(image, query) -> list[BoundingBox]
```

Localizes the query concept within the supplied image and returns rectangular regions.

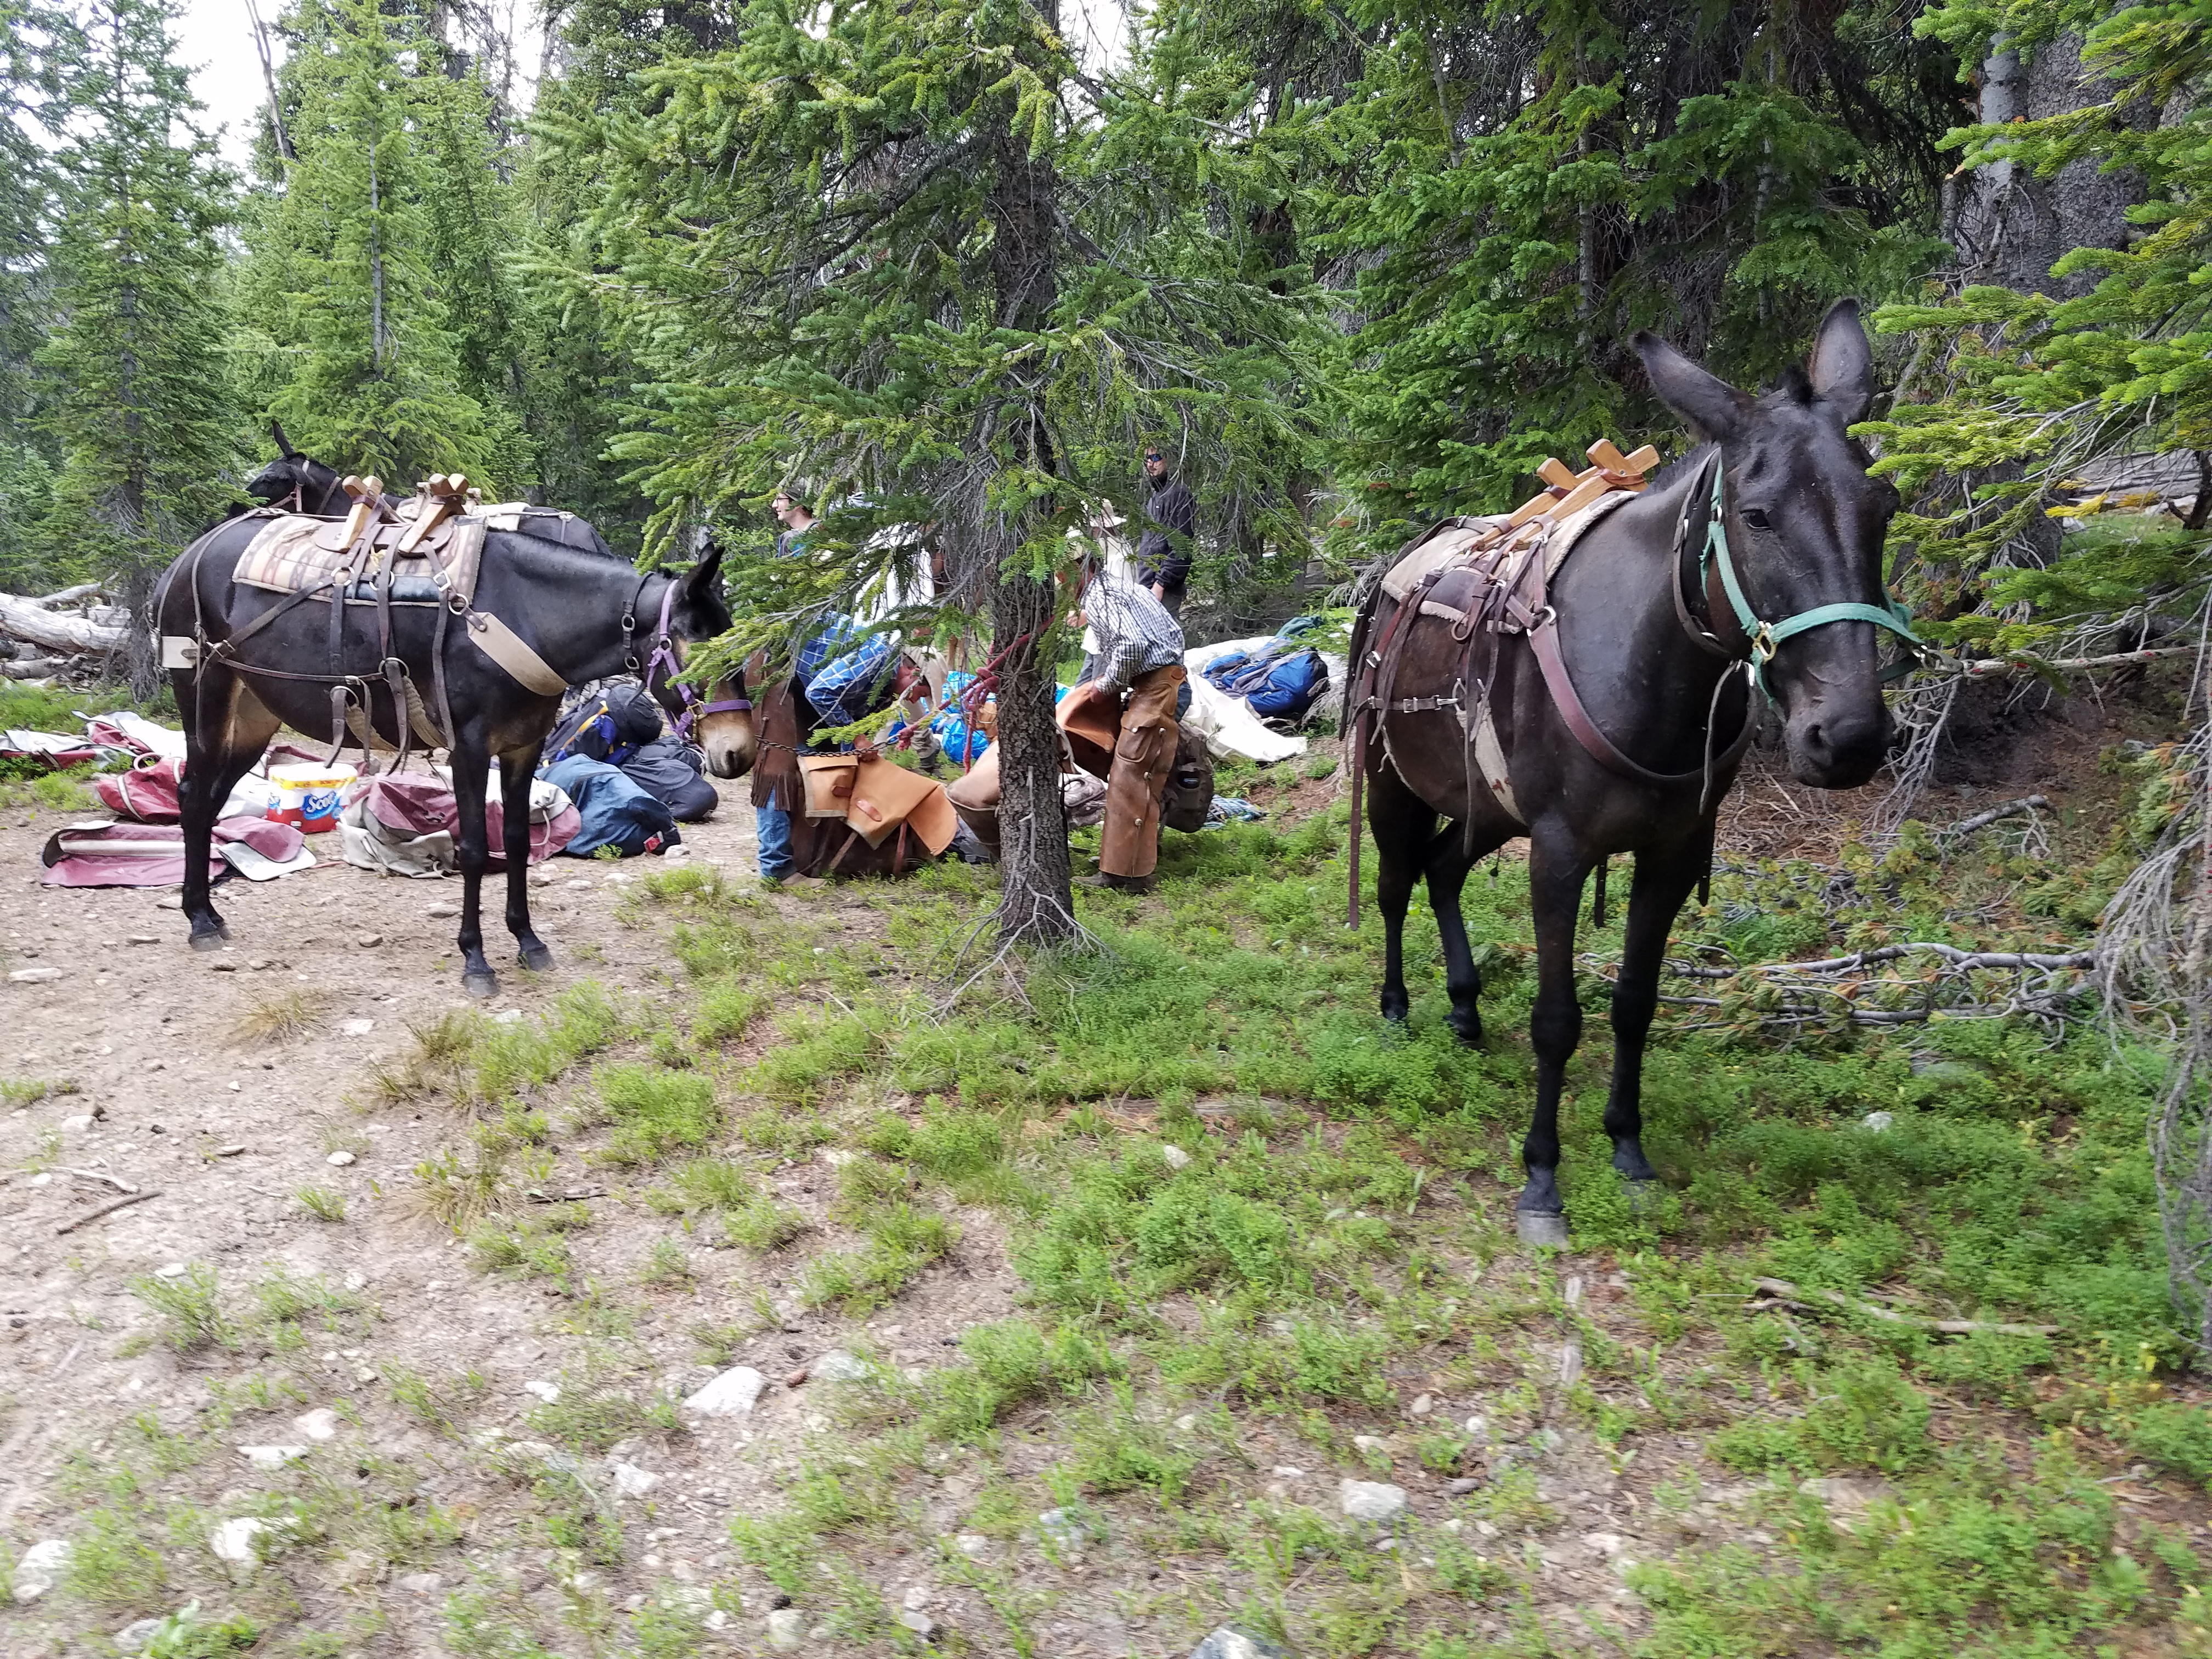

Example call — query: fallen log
[0,592,126,655]
[28,582,103,609]
[2,656,70,680]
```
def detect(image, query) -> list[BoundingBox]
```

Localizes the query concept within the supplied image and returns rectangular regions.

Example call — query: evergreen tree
[1313,0,1960,557]
[0,0,61,585]
[1867,0,2212,651]
[241,0,517,490]
[541,0,1320,943]
[37,0,239,690]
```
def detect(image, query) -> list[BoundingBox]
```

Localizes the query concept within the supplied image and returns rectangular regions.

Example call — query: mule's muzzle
[1784,698,1890,789]
[705,746,753,781]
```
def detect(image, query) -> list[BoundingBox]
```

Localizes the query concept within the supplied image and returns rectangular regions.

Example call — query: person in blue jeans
[754,488,821,882]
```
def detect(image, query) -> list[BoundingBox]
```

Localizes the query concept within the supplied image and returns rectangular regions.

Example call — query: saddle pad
[233,513,487,604]
[798,753,956,853]
[1379,490,1637,604]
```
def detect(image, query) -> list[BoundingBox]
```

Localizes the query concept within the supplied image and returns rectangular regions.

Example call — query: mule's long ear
[1807,297,1875,427]
[270,419,295,458]
[684,545,725,606]
[1634,331,1753,442]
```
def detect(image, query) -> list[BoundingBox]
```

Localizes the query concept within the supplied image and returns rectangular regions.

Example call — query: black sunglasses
[1144,452,1163,461]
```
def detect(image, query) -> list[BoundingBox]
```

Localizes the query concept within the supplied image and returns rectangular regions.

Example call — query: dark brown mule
[155,459,755,997]
[1349,301,1909,1243]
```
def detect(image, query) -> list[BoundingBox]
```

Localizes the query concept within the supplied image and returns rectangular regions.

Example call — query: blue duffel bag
[1223,647,1329,721]
[542,755,681,858]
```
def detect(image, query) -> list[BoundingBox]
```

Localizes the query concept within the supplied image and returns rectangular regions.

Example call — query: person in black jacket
[1135,447,1197,620]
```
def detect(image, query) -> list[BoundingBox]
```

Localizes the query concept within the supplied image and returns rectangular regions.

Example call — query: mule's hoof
[462,971,498,1000]
[517,944,554,973]
[188,930,225,954]
[1447,1015,1485,1049]
[1516,1210,1571,1249]
[1622,1180,1661,1216]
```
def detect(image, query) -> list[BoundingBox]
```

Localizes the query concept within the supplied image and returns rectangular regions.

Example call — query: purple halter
[650,580,751,741]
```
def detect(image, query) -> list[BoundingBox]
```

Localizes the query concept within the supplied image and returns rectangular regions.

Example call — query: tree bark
[989,566,1073,944]
[983,0,1074,947]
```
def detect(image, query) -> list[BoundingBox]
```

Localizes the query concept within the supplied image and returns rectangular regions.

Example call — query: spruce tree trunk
[984,0,1073,947]
[990,566,1073,943]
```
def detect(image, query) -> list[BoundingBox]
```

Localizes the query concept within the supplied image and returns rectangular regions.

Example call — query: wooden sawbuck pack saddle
[174,473,572,771]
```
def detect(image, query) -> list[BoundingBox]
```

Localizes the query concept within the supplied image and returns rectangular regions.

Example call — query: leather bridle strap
[646,576,751,741]
[1693,454,1923,692]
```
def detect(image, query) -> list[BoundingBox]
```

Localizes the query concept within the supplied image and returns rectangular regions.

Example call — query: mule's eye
[1742,507,1773,532]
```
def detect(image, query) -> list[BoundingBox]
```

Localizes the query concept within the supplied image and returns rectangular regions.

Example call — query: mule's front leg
[1604,831,1710,1193]
[450,746,498,997]
[500,746,553,972]
[1518,825,1593,1246]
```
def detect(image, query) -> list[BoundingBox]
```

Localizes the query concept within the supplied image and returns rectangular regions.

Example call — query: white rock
[1339,1479,1409,1523]
[427,902,460,918]
[1583,1531,1626,1555]
[1037,1508,1088,1549]
[1463,1414,1488,1440]
[397,1571,443,1594]
[113,1616,163,1652]
[342,1270,366,1292]
[612,1462,659,1497]
[683,1365,767,1417]
[523,1378,562,1403]
[60,1113,93,1132]
[816,1147,856,1167]
[1269,1465,1306,1479]
[294,1408,340,1442]
[810,1349,868,1384]
[326,1150,356,1167]
[8,967,61,983]
[1439,1517,1464,1534]
[1409,1393,1434,1415]
[1352,1434,1389,1454]
[493,1008,524,1024]
[952,1533,996,1560]
[154,1262,189,1279]
[25,1171,50,1185]
[10,1538,69,1601]
[766,1607,804,1649]
[1173,1412,1199,1432]
[340,1018,373,1036]
[208,1516,278,1564]
[1861,1110,1895,1133]
[902,1586,932,1611]
[239,1444,308,1468]
[898,1609,935,1639]
[1159,1143,1191,1170]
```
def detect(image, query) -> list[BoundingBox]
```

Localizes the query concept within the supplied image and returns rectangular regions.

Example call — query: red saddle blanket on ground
[40,816,310,887]
[340,773,580,876]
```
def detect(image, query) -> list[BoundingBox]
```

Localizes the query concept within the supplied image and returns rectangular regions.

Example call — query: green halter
[1700,458,1921,694]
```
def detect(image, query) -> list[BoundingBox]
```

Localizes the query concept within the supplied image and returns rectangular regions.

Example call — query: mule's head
[653,546,756,780]
[1634,300,1901,789]
[244,423,348,516]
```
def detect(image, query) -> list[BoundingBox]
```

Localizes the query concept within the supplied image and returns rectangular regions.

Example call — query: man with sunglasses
[1135,445,1197,620]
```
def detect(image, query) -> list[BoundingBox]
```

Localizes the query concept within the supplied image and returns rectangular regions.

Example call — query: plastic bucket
[268,762,358,833]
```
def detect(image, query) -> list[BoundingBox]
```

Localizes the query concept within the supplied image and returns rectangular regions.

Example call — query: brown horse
[1348,301,1914,1243]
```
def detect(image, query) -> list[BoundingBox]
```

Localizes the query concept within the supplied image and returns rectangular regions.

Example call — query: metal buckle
[1751,623,1778,664]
